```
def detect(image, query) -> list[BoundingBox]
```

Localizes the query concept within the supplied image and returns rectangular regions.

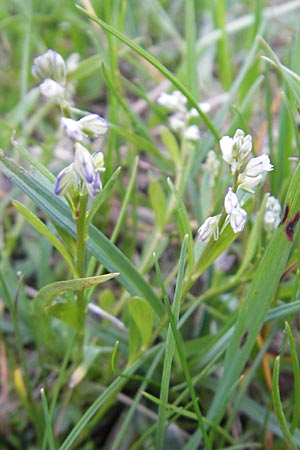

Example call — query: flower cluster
[54,143,105,198]
[198,129,274,242]
[32,49,71,103]
[157,90,209,141]
[263,195,281,232]
[32,49,109,199]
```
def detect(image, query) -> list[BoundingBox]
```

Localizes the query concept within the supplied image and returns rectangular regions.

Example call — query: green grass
[1,1,300,449]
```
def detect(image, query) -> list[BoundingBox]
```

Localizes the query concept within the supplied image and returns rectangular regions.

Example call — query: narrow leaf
[148,179,167,232]
[128,296,154,350]
[13,200,77,276]
[34,274,119,306]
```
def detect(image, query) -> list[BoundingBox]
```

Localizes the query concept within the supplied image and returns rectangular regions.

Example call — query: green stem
[75,193,88,350]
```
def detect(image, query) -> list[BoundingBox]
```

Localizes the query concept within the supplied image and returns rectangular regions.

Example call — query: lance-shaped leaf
[34,274,119,306]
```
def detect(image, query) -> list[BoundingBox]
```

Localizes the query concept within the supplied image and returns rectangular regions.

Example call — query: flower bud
[32,49,66,83]
[264,195,281,232]
[168,114,186,132]
[244,154,273,177]
[224,188,239,215]
[198,215,221,242]
[39,78,66,99]
[220,135,234,165]
[54,164,76,196]
[92,150,105,170]
[229,207,248,233]
[238,174,263,193]
[79,114,108,137]
[74,143,95,184]
[61,117,84,142]
[184,125,201,141]
[157,90,187,112]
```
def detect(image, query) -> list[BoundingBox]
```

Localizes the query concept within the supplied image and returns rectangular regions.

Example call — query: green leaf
[167,177,194,274]
[160,126,180,166]
[45,301,81,330]
[35,274,119,307]
[12,200,77,276]
[285,321,300,433]
[70,344,113,387]
[128,315,142,364]
[128,296,154,350]
[272,357,298,450]
[148,179,167,232]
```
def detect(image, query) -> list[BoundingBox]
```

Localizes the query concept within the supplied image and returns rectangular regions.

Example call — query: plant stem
[75,193,88,351]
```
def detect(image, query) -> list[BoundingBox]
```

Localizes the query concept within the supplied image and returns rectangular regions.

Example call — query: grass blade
[75,4,220,141]
[272,357,298,450]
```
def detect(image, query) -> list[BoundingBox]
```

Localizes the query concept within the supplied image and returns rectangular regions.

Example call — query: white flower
[244,154,273,177]
[78,114,108,137]
[184,125,201,141]
[219,129,252,172]
[54,145,105,198]
[39,78,66,99]
[32,49,66,83]
[198,215,221,242]
[198,102,211,113]
[61,117,83,141]
[238,174,263,193]
[61,114,108,142]
[168,114,186,132]
[224,188,247,233]
[157,90,187,112]
[74,143,95,184]
[264,195,281,232]
[224,188,239,215]
[229,207,248,233]
[54,164,77,196]
[265,195,281,215]
[238,134,252,163]
[220,135,234,165]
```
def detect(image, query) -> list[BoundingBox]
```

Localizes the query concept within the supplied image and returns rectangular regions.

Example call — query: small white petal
[61,117,84,142]
[238,174,263,192]
[184,125,201,141]
[198,215,220,242]
[32,49,66,83]
[220,136,234,165]
[74,143,95,184]
[39,78,65,99]
[168,114,185,132]
[238,134,252,163]
[54,164,76,195]
[92,150,105,170]
[157,91,187,112]
[265,195,281,215]
[244,154,273,177]
[229,207,247,233]
[79,114,108,137]
[224,188,239,215]
[198,102,211,113]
